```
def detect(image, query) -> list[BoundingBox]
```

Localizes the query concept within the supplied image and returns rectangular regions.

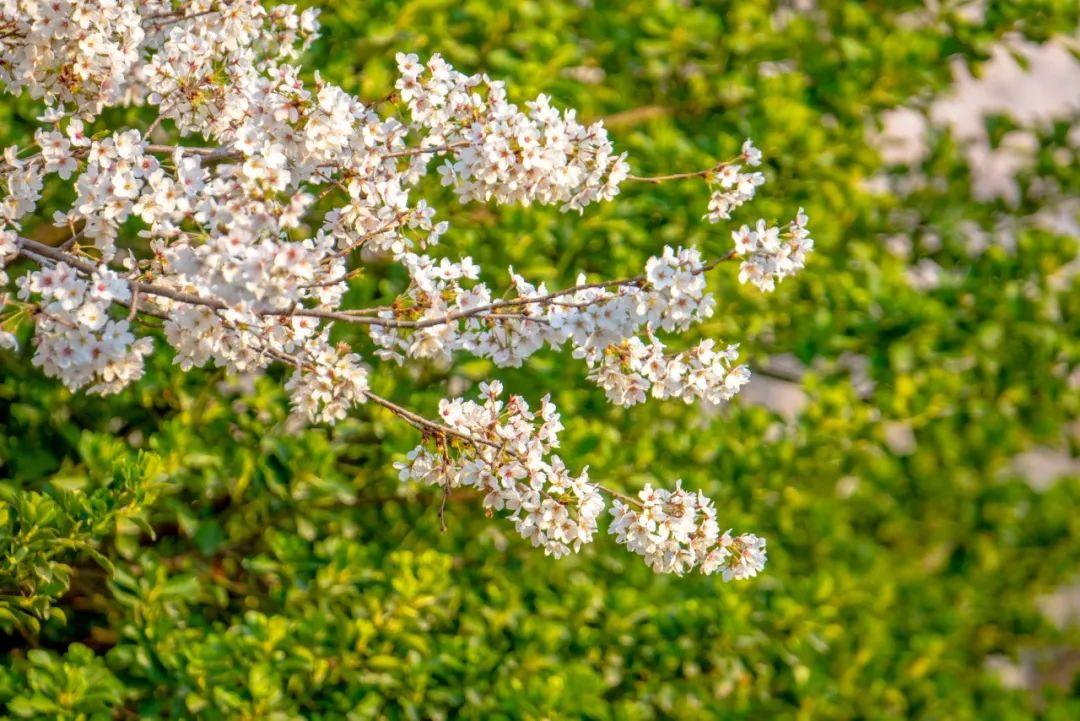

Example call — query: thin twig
[14,237,738,332]
[625,157,737,184]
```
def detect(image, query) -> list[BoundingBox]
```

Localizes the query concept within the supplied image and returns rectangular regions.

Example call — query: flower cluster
[13,260,151,393]
[394,382,605,559]
[703,140,765,222]
[372,244,723,406]
[393,384,762,578]
[142,1,321,136]
[0,0,817,579]
[0,0,148,116]
[1,144,45,225]
[609,484,767,579]
[732,210,815,292]
[283,334,371,424]
[0,229,15,284]
[590,338,751,407]
[53,128,154,259]
[397,53,629,212]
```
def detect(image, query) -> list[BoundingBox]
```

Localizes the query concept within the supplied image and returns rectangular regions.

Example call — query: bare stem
[625,157,737,184]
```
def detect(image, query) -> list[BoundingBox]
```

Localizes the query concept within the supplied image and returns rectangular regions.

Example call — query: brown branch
[363,387,639,506]
[599,105,672,130]
[142,141,468,167]
[15,238,660,509]
[143,8,218,30]
[625,156,738,184]
[16,236,232,315]
[14,237,738,332]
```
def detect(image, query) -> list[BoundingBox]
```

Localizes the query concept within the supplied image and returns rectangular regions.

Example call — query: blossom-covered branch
[0,0,815,579]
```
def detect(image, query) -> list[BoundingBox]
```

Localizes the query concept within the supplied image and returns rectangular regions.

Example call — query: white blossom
[0,0,815,579]
[396,385,605,560]
[608,483,766,578]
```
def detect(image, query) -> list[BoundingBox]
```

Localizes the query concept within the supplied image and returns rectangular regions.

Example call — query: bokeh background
[2,1,1079,718]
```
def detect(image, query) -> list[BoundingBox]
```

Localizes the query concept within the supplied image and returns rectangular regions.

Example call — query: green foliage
[0,441,164,637]
[0,644,126,719]
[2,1,1079,719]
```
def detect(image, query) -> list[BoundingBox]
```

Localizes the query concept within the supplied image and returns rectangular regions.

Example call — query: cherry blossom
[732,209,814,292]
[608,483,767,578]
[0,0,816,578]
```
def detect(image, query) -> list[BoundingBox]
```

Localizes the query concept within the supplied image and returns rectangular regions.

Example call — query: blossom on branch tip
[732,210,814,292]
[608,482,766,578]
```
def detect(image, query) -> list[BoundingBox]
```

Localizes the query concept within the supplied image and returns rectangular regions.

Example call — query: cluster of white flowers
[52,128,156,259]
[394,382,605,559]
[12,260,151,393]
[0,0,148,116]
[156,229,340,371]
[0,230,15,284]
[372,245,724,407]
[1,144,45,225]
[703,140,765,222]
[610,484,767,579]
[0,0,817,578]
[282,334,370,424]
[590,338,751,407]
[394,384,762,578]
[397,53,629,212]
[732,210,815,292]
[142,1,320,136]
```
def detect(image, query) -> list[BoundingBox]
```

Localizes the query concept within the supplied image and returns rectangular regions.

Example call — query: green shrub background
[2,1,1079,718]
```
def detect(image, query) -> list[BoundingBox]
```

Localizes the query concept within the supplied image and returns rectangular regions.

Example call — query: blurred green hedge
[1,1,1078,719]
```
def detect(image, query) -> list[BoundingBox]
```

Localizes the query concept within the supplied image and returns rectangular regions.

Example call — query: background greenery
[2,0,1079,718]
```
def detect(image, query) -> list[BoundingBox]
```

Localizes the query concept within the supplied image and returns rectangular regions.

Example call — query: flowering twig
[0,3,812,580]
